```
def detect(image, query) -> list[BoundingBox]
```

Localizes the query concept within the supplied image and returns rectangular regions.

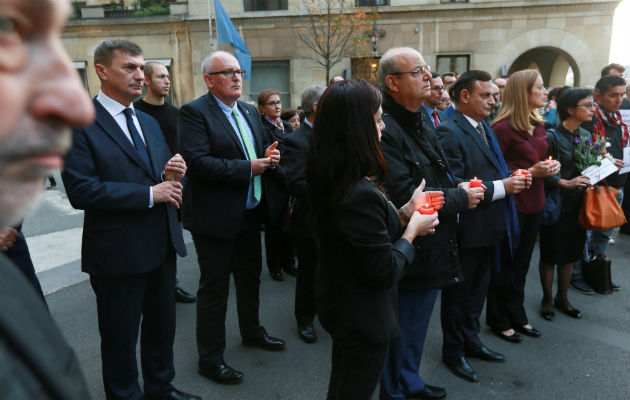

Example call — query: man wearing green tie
[178,51,286,385]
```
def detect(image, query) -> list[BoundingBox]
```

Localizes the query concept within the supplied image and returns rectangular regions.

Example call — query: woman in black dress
[306,80,440,400]
[257,89,297,280]
[539,88,593,320]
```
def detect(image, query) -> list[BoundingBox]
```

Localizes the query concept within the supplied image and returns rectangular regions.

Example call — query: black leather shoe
[540,307,555,321]
[554,296,582,319]
[298,324,317,343]
[145,388,201,400]
[570,278,595,295]
[408,384,447,399]
[199,363,243,384]
[271,271,285,281]
[284,265,299,277]
[491,328,522,343]
[442,356,478,383]
[175,286,196,303]
[242,334,285,351]
[466,345,505,362]
[516,325,541,337]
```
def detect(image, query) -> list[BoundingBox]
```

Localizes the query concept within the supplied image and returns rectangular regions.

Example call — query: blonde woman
[487,70,560,342]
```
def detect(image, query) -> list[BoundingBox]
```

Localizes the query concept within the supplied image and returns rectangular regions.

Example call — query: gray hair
[201,51,235,75]
[378,47,423,92]
[94,38,143,67]
[301,85,326,117]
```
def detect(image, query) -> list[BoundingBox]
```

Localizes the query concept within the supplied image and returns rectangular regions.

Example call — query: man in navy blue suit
[62,39,199,400]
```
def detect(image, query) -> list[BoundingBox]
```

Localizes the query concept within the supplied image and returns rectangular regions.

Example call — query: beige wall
[65,0,620,107]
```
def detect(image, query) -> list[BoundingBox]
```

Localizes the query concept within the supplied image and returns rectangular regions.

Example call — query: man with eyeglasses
[178,51,285,385]
[377,47,484,400]
[571,74,628,294]
[420,72,448,128]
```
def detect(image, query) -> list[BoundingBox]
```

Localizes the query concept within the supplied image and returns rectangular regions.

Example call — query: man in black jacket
[281,85,326,343]
[378,47,484,400]
[0,0,95,397]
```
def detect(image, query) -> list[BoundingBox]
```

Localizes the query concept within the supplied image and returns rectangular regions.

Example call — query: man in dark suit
[420,72,448,128]
[0,0,95,395]
[135,61,196,304]
[437,70,528,383]
[178,51,285,385]
[62,39,199,400]
[282,84,326,344]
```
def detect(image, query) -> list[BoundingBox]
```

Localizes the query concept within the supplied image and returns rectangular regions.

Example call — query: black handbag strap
[547,128,561,160]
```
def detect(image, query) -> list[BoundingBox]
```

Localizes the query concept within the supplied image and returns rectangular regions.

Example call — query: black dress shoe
[491,328,522,343]
[242,334,285,351]
[515,325,541,337]
[298,324,317,343]
[442,356,478,383]
[271,271,285,281]
[540,308,555,321]
[145,388,201,400]
[554,296,582,319]
[175,286,196,303]
[407,384,447,399]
[198,363,243,384]
[570,278,595,295]
[466,345,505,362]
[284,265,298,277]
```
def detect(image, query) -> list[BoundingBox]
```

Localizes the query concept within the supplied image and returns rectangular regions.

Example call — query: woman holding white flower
[539,88,593,321]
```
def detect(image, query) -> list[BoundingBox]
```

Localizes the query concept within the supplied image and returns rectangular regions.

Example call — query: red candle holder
[418,204,435,215]
[545,156,554,164]
[514,169,529,177]
[469,177,482,188]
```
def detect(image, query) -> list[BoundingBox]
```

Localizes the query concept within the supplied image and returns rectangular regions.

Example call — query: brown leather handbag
[578,184,626,230]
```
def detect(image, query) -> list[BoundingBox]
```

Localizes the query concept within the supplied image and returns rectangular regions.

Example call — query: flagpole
[208,0,217,51]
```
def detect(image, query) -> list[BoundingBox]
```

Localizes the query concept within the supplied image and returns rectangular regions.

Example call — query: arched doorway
[508,47,580,87]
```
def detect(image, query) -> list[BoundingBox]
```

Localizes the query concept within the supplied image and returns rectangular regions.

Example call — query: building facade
[64,0,621,108]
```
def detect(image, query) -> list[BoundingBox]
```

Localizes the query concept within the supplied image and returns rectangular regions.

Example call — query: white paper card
[619,147,630,175]
[581,158,619,185]
[620,109,630,125]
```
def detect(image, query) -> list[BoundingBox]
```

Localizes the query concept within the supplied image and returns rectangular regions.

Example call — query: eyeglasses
[389,65,431,78]
[577,102,595,109]
[208,69,246,79]
[264,101,281,106]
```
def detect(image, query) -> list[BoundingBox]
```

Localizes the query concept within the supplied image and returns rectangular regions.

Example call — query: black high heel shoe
[554,296,582,319]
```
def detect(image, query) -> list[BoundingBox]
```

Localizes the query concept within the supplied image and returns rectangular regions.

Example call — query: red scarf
[593,104,629,148]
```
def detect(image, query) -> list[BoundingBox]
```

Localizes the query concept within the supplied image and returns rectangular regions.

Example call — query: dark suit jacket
[315,180,415,344]
[281,122,312,237]
[62,99,186,277]
[437,109,506,248]
[0,254,90,399]
[178,93,284,238]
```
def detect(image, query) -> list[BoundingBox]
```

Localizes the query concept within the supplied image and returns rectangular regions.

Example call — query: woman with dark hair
[257,89,297,280]
[306,80,440,400]
[487,70,560,342]
[281,109,300,131]
[539,88,593,321]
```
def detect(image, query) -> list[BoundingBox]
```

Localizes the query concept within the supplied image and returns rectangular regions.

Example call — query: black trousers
[294,235,318,327]
[326,338,389,400]
[90,248,176,400]
[264,222,293,275]
[193,211,266,366]
[441,246,493,359]
[487,212,542,331]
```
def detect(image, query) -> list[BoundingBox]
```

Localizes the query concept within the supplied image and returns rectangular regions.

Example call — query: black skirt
[539,210,586,265]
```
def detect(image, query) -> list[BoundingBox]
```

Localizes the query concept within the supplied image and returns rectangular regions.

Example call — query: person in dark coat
[281,85,326,343]
[307,79,439,400]
[257,89,297,281]
[377,47,483,400]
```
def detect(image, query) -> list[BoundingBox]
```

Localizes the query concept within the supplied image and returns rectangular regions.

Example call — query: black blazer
[62,99,186,277]
[260,117,292,220]
[437,110,506,248]
[315,179,415,343]
[178,93,284,237]
[281,122,312,237]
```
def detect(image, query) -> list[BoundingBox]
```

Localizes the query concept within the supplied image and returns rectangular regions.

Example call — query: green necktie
[232,109,261,202]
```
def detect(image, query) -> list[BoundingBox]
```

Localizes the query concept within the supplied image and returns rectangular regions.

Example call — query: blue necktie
[123,108,151,169]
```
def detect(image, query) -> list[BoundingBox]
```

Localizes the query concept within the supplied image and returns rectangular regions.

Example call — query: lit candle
[418,204,435,215]
[514,169,529,177]
[469,177,482,188]
[545,156,553,164]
